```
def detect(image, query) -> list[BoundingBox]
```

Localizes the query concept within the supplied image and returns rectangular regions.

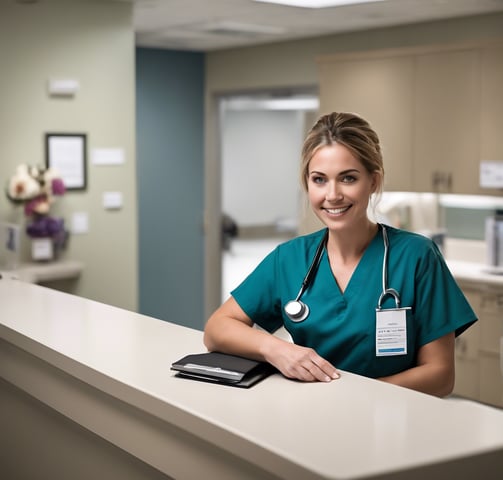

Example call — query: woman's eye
[341,175,356,183]
[311,176,326,184]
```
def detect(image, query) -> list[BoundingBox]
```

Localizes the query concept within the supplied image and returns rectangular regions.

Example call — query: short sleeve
[231,248,284,333]
[414,242,477,346]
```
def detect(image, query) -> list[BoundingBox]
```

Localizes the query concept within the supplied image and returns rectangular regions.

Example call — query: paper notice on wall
[92,148,125,165]
[480,161,503,189]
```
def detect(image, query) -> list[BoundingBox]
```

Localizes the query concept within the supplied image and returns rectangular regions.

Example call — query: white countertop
[0,259,83,283]
[447,260,503,289]
[1,278,503,479]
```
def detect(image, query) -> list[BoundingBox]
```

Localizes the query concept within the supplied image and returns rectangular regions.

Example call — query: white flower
[7,164,41,201]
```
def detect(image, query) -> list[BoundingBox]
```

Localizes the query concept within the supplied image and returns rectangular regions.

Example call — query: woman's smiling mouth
[324,206,352,215]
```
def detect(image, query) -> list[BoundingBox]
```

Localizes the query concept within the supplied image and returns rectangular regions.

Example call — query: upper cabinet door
[319,55,414,192]
[319,44,503,195]
[413,49,481,194]
[480,45,503,196]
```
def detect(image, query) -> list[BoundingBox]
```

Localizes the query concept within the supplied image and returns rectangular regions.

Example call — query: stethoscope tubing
[283,229,328,322]
[378,225,401,310]
[284,224,401,322]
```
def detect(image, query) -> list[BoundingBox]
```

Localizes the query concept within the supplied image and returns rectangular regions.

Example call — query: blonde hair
[300,112,384,195]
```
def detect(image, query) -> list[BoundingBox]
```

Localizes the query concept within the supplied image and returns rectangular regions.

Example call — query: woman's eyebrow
[309,168,360,176]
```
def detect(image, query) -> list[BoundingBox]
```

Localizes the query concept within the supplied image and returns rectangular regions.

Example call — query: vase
[31,237,54,261]
[0,222,21,270]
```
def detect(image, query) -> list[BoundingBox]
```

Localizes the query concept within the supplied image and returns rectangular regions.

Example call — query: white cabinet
[479,45,503,195]
[412,49,480,194]
[454,288,481,401]
[453,284,503,408]
[478,291,503,406]
[318,43,503,195]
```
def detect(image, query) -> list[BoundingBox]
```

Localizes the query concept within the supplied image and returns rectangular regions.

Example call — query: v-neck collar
[320,226,384,298]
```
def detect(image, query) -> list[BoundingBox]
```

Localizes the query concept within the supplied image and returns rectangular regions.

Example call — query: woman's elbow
[436,367,455,398]
[203,322,217,351]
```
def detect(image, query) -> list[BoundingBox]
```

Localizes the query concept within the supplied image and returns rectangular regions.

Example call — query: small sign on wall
[480,161,503,189]
[92,148,125,166]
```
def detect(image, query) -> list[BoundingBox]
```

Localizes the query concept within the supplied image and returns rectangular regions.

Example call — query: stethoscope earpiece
[284,300,310,322]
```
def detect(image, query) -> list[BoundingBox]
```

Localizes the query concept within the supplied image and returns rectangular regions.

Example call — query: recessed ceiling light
[254,0,386,8]
[223,96,320,111]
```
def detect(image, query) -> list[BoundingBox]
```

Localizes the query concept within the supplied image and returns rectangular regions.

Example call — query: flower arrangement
[6,164,68,253]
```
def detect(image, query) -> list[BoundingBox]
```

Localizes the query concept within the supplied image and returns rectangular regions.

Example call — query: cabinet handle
[482,294,503,313]
[431,171,452,191]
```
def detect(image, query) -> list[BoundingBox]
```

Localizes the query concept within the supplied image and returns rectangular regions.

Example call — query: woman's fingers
[302,356,340,382]
[275,345,340,382]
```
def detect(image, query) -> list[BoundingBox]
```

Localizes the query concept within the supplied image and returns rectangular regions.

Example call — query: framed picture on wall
[45,133,87,190]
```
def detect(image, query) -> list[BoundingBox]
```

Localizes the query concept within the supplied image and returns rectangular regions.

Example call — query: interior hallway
[222,237,283,303]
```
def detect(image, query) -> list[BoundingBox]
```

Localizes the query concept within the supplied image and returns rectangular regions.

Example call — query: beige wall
[0,0,137,311]
[204,13,503,316]
[1,3,500,318]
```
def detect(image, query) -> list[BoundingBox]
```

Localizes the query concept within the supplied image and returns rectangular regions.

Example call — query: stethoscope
[283,224,401,322]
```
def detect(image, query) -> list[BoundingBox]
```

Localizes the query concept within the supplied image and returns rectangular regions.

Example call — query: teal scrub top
[231,225,477,378]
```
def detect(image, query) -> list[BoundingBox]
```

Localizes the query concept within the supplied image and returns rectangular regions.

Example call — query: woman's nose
[326,182,343,201]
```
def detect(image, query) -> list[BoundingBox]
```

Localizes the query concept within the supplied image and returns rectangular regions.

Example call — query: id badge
[375,307,410,356]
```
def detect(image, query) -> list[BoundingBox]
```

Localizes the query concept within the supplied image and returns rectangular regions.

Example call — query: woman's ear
[371,172,384,195]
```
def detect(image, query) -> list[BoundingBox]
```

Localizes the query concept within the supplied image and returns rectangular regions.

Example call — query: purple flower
[24,194,50,216]
[51,178,65,195]
[26,216,65,238]
[26,216,68,251]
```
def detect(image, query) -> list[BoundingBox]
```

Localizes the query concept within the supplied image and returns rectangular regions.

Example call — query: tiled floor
[221,236,293,341]
[221,237,283,303]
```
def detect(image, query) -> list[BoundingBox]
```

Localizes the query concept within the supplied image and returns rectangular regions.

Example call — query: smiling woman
[204,111,478,398]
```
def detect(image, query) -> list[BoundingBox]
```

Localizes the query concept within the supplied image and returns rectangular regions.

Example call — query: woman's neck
[326,221,378,265]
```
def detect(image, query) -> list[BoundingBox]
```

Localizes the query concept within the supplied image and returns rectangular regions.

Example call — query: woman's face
[307,143,377,231]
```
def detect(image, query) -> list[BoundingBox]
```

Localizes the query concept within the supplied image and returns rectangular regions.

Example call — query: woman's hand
[262,339,340,383]
[204,297,340,383]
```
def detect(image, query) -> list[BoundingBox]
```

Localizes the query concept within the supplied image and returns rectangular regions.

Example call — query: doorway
[218,90,319,302]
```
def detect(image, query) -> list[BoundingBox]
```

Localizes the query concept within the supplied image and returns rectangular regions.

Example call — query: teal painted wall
[136,48,205,330]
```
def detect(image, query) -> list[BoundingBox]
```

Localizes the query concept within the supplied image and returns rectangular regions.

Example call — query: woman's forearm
[204,320,275,361]
[203,308,281,362]
[378,363,454,397]
[379,333,455,397]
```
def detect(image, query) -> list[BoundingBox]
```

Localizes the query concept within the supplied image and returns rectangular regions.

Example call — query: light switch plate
[480,161,503,189]
[103,192,123,209]
[71,212,89,234]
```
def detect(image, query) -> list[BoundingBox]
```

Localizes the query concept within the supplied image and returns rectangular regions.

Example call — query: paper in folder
[171,352,276,388]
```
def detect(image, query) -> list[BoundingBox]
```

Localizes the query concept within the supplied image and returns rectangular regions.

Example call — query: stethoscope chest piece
[284,300,310,322]
[283,229,329,323]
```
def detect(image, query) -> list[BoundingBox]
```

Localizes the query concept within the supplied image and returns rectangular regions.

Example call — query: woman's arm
[378,332,455,397]
[203,297,339,383]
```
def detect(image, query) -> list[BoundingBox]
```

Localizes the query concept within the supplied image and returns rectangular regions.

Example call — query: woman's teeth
[325,206,350,214]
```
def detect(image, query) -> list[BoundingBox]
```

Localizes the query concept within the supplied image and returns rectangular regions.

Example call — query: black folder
[171,352,276,388]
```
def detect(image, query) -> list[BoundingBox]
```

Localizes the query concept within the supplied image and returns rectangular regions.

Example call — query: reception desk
[1,278,503,480]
